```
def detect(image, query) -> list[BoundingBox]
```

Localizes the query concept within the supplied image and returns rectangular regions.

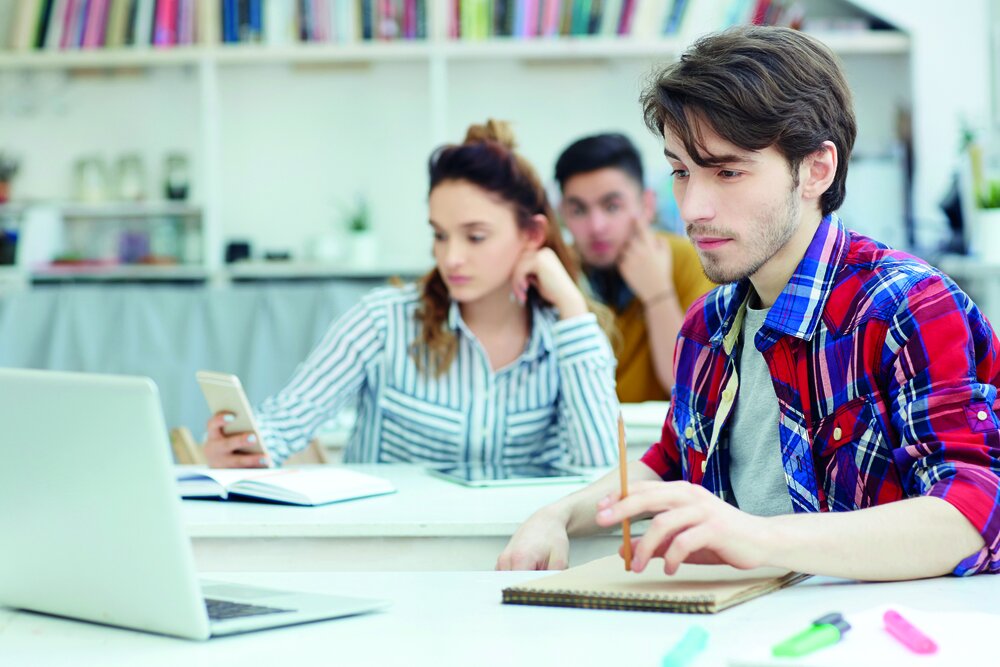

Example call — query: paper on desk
[728,604,996,667]
[620,401,670,428]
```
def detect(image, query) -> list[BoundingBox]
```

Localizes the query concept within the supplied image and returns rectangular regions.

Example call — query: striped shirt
[641,214,1000,575]
[256,284,619,467]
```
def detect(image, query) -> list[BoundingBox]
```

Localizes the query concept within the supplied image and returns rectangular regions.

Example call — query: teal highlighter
[662,626,708,667]
[772,612,851,658]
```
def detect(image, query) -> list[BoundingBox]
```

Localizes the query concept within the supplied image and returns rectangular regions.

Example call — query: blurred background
[0,0,997,435]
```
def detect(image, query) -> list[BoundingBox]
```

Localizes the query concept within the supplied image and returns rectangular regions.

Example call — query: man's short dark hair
[554,133,645,191]
[640,25,857,216]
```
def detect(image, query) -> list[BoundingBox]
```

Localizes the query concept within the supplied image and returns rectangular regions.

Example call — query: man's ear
[800,141,838,203]
[524,214,549,250]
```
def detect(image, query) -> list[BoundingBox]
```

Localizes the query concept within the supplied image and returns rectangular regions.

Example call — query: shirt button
[684,426,694,439]
[832,426,843,440]
[978,410,989,421]
[722,389,734,402]
[700,460,707,473]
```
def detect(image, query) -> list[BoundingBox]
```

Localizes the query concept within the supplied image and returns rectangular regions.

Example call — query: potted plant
[972,179,1000,263]
[344,194,377,267]
[965,127,1000,263]
[0,152,20,204]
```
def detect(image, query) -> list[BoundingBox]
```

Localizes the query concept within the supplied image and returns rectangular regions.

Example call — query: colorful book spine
[42,0,69,49]
[447,0,458,38]
[9,0,39,51]
[81,0,108,48]
[415,0,425,38]
[71,0,89,47]
[663,0,688,35]
[246,0,262,41]
[134,0,156,45]
[0,1,16,51]
[333,0,353,42]
[523,0,538,37]
[402,0,416,39]
[33,0,55,48]
[570,0,591,35]
[196,0,219,44]
[152,0,176,46]
[104,0,128,47]
[539,0,559,37]
[618,0,635,35]
[310,0,325,41]
[751,0,771,25]
[222,0,239,42]
[178,0,196,44]
[58,0,76,48]
[598,0,621,35]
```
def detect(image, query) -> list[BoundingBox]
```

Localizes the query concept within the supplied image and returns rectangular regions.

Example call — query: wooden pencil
[618,413,632,571]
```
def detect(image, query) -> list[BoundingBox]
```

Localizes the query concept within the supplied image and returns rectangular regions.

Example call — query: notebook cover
[503,555,809,613]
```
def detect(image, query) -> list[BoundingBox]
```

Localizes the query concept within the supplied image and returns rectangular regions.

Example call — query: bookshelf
[0,0,920,288]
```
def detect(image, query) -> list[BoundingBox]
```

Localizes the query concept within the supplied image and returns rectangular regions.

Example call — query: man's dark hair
[640,25,857,216]
[554,133,645,191]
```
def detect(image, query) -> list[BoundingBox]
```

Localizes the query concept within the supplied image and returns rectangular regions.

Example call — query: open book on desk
[175,467,396,506]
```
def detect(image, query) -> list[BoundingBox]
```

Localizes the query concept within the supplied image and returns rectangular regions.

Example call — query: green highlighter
[772,612,851,658]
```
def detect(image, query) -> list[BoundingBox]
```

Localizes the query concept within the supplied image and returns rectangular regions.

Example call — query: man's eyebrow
[428,220,491,229]
[663,147,757,165]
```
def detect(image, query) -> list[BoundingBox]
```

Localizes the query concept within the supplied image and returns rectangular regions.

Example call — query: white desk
[183,464,631,572]
[1,569,994,667]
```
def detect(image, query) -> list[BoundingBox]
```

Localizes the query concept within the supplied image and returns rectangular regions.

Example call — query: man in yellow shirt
[555,133,715,401]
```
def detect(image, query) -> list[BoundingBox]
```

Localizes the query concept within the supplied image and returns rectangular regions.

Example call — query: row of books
[0,0,868,52]
[0,1,430,51]
[448,0,812,40]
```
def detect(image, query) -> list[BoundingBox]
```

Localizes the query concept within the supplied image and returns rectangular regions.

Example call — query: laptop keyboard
[205,598,295,621]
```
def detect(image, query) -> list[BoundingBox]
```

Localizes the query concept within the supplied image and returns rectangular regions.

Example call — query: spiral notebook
[502,556,809,614]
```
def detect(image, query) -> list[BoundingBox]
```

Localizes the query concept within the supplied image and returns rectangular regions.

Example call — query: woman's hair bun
[463,118,517,151]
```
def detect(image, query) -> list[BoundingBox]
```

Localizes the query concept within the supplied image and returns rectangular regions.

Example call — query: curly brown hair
[413,119,613,375]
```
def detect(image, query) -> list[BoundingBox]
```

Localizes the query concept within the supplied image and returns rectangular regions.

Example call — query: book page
[231,468,395,505]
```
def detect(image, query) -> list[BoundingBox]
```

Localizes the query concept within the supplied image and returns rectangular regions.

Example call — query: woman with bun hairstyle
[203,120,619,468]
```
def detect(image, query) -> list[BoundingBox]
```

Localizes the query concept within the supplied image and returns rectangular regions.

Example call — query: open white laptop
[0,368,389,640]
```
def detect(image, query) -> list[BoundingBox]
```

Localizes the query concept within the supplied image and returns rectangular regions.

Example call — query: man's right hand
[496,508,571,571]
[203,412,272,468]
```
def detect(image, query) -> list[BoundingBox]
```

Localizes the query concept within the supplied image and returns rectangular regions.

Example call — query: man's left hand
[595,480,774,574]
[617,222,675,304]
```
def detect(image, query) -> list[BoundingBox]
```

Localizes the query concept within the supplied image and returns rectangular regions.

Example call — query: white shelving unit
[0,1,915,288]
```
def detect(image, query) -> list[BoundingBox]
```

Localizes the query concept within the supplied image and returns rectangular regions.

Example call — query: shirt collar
[711,213,849,349]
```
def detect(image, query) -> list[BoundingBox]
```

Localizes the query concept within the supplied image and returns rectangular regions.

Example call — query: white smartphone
[195,370,268,457]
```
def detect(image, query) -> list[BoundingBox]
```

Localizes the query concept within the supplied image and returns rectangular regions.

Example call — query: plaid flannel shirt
[641,215,1000,575]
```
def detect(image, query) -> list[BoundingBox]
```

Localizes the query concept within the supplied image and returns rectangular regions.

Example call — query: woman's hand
[496,506,572,571]
[202,411,272,468]
[511,247,588,319]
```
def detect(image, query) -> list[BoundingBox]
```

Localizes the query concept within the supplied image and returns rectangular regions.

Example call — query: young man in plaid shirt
[498,25,1000,579]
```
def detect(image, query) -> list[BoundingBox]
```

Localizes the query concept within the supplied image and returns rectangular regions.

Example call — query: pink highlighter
[883,609,938,655]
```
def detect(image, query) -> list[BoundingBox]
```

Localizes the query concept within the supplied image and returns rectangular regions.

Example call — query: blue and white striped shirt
[256,284,619,467]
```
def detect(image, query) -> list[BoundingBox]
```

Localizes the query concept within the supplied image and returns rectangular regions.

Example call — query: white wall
[857,0,992,247]
[0,68,201,202]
